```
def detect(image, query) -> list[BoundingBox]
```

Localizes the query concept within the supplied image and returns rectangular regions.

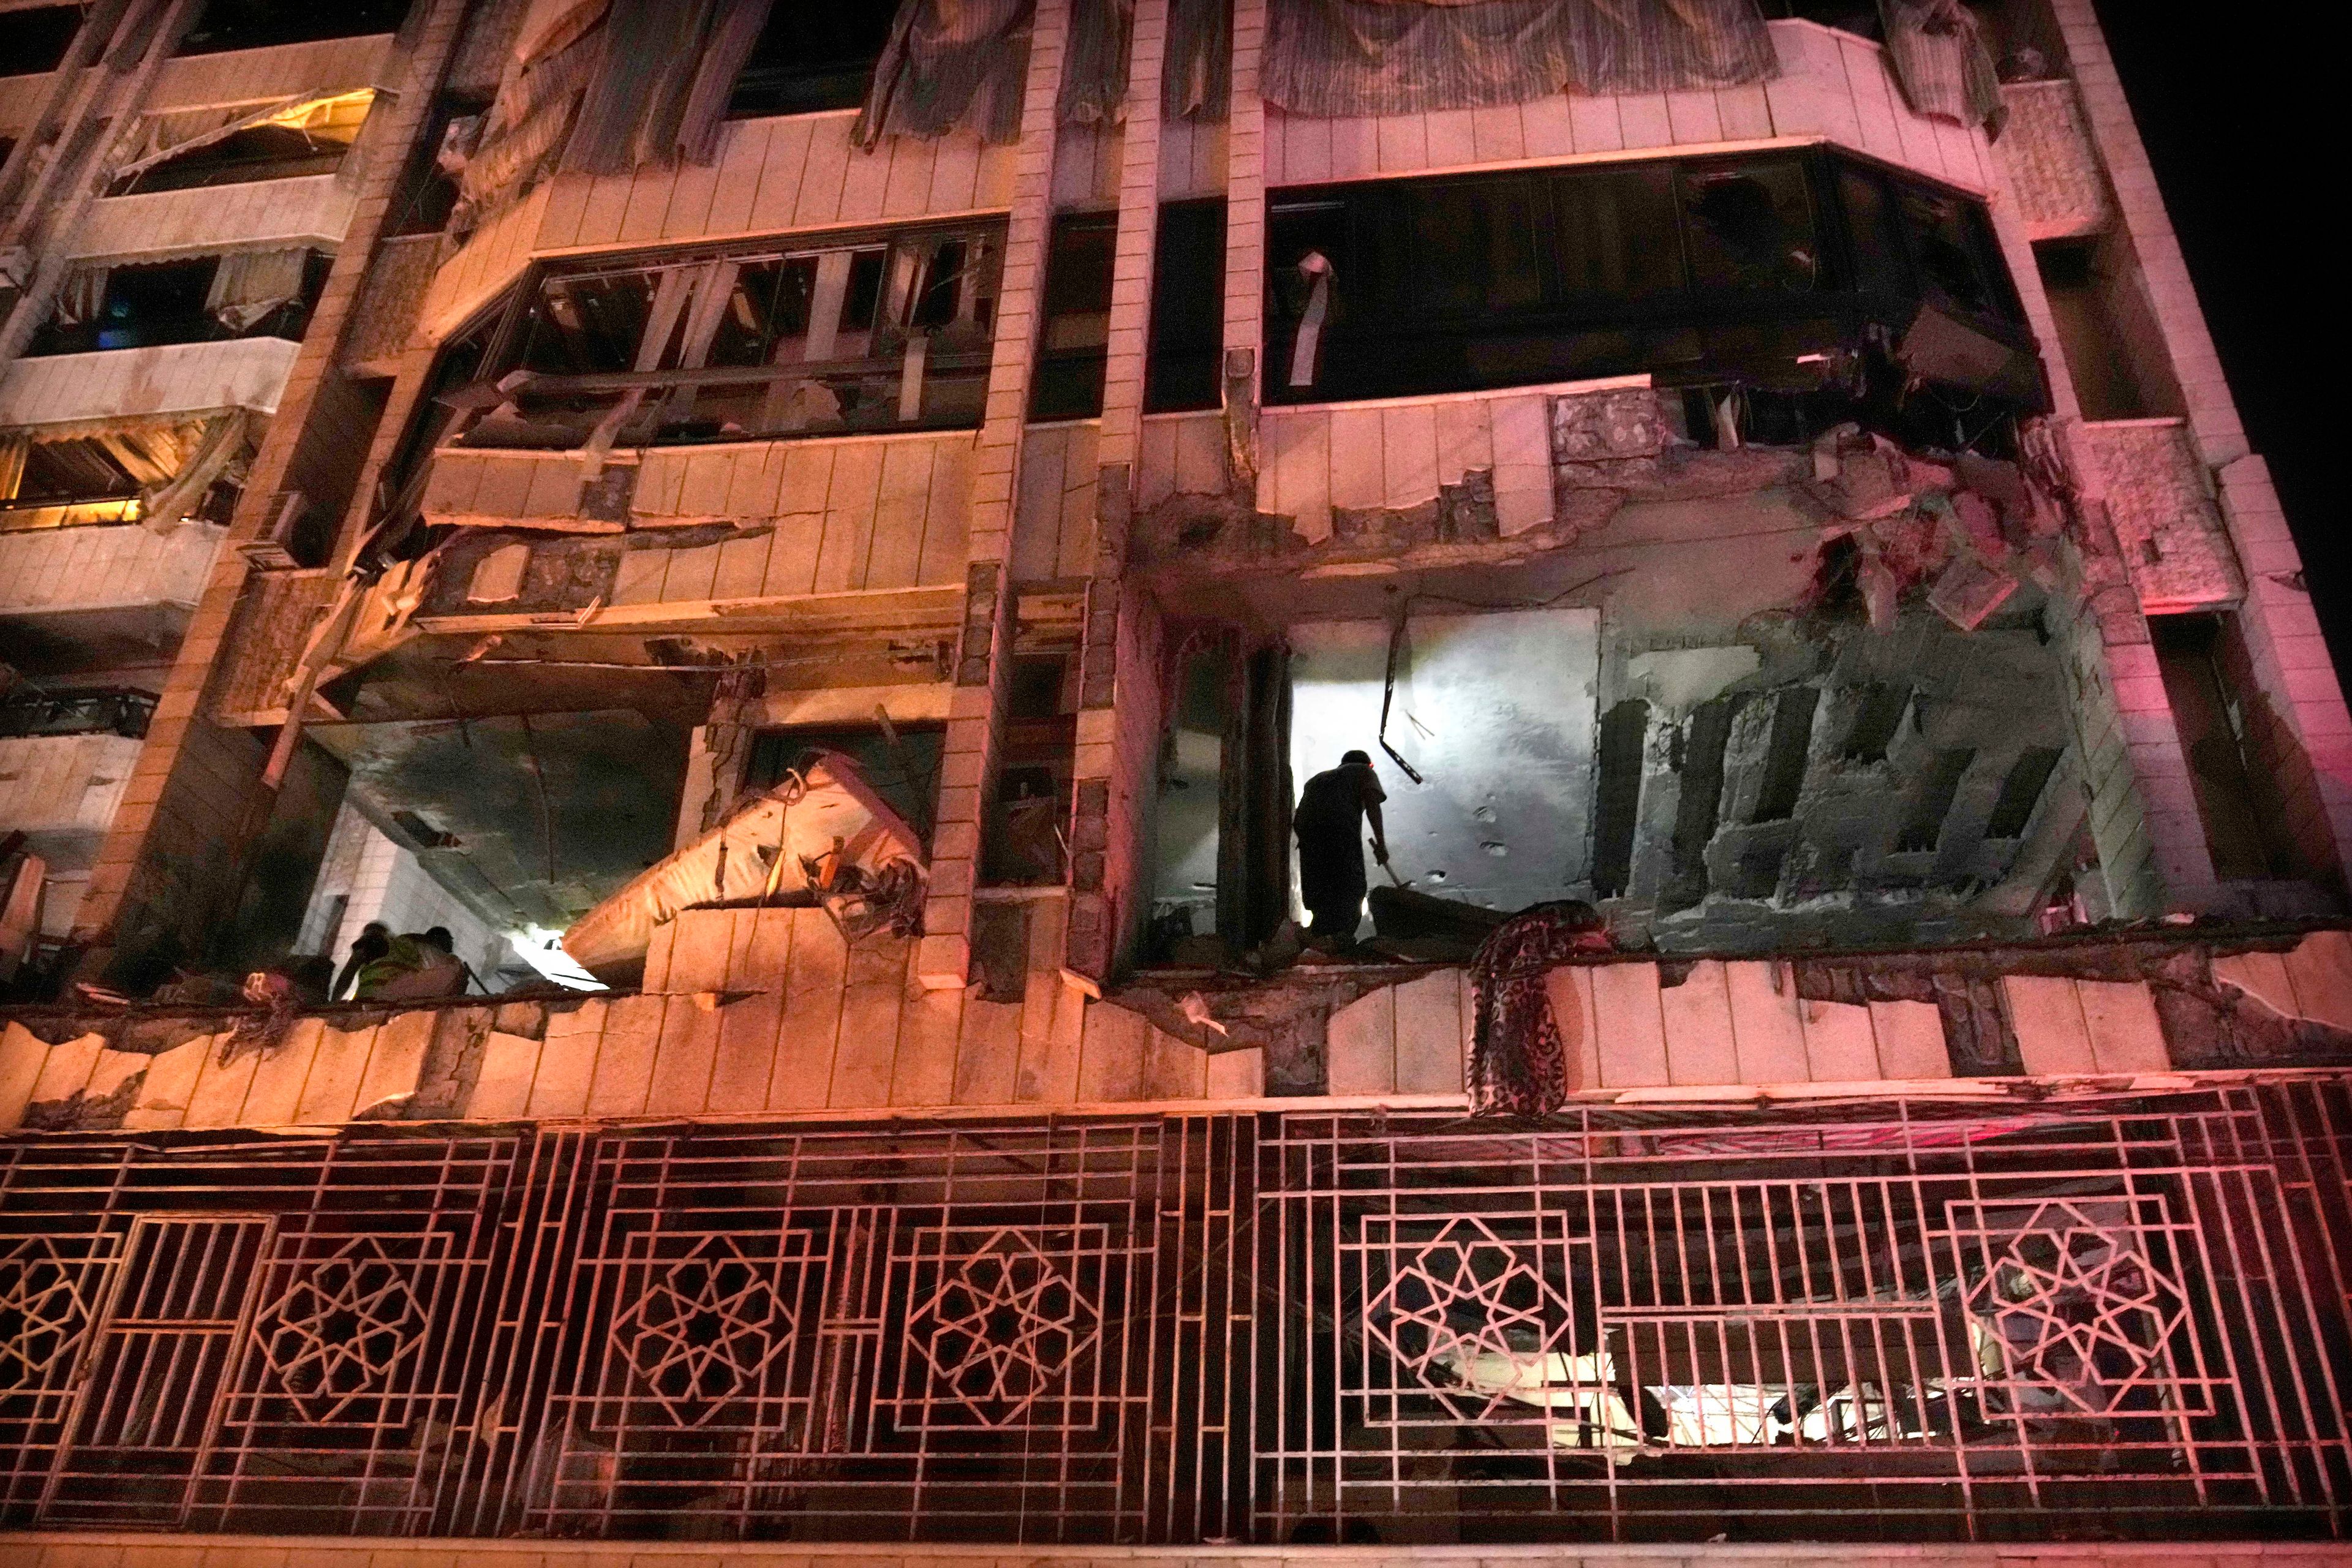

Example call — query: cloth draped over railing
[854,0,1036,148]
[1876,0,2003,133]
[452,0,773,230]
[1263,0,1775,118]
[1061,0,1133,124]
[136,409,251,535]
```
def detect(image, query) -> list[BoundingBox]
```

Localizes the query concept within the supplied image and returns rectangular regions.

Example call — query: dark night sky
[2092,2,2343,668]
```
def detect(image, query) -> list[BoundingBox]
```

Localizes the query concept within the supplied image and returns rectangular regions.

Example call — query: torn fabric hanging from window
[853,0,1036,148]
[1060,0,1133,125]
[556,0,775,175]
[1875,0,2004,133]
[453,0,771,229]
[135,409,251,535]
[205,247,310,333]
[51,263,107,328]
[1262,0,1773,118]
[1165,0,1232,118]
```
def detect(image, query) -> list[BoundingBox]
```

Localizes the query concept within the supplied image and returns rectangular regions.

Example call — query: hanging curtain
[1164,0,1232,118]
[557,0,774,175]
[1262,0,1773,118]
[0,434,27,505]
[137,410,251,535]
[206,247,310,333]
[854,0,1036,149]
[53,265,109,328]
[1877,0,2004,134]
[1061,0,1133,124]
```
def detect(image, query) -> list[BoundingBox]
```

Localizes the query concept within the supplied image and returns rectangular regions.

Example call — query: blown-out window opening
[453,220,1007,453]
[1265,146,2034,429]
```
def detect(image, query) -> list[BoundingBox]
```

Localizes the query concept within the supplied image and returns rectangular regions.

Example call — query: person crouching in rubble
[353,926,471,1000]
[1294,749,1390,952]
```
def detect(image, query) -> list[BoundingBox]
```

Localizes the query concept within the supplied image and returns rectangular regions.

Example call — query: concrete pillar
[916,0,1076,988]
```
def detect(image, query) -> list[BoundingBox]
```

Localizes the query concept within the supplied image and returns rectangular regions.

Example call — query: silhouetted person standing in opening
[1294,749,1388,949]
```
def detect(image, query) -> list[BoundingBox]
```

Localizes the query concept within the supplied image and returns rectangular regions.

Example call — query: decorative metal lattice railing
[1,1084,2348,1544]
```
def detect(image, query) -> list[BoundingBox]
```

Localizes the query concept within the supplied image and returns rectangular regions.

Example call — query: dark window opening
[1031,211,1117,420]
[745,722,944,847]
[1145,198,1226,413]
[386,92,488,235]
[459,221,1003,451]
[1984,745,2062,839]
[176,0,409,55]
[1592,698,1649,899]
[1751,687,1819,823]
[1841,682,1911,762]
[2152,612,2293,881]
[2033,236,2171,420]
[1265,148,2035,426]
[26,252,331,356]
[728,6,895,118]
[1896,747,1976,853]
[990,647,1077,887]
[0,4,80,74]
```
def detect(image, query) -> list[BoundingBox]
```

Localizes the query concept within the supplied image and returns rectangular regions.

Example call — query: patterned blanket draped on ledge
[1264,0,1776,118]
[1466,901,1614,1117]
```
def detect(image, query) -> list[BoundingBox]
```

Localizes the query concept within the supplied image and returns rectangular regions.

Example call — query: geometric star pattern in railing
[903,1226,1099,1428]
[613,1234,798,1427]
[254,1234,430,1423]
[1956,1197,2196,1415]
[1363,1215,1587,1423]
[0,1235,107,1392]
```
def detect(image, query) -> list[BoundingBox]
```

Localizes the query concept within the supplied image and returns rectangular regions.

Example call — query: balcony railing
[1,1083,2348,1544]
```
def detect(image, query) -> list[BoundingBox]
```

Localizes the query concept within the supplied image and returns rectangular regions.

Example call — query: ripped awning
[113,88,377,186]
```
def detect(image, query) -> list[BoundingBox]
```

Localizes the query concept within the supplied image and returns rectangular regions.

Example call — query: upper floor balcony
[0,519,224,674]
[0,336,301,428]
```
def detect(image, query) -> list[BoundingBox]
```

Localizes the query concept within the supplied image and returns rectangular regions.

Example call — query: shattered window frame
[453,218,1009,453]
[1264,147,2035,409]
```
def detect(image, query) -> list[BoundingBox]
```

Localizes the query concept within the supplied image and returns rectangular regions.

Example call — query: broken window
[1145,197,1226,413]
[175,0,409,55]
[728,5,896,118]
[1031,211,1117,420]
[0,417,241,532]
[0,4,79,74]
[1265,148,2031,410]
[457,222,1001,450]
[26,251,328,356]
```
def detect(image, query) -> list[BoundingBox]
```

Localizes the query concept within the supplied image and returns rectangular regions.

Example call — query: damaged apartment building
[7,0,2352,1559]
